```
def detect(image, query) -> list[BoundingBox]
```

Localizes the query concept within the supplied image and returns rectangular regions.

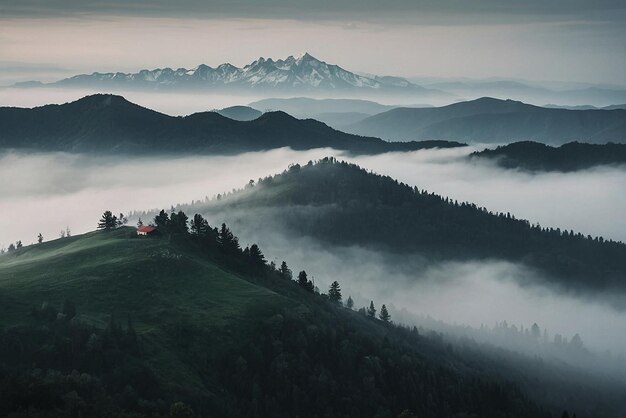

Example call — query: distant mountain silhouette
[0,94,464,154]
[603,103,626,110]
[248,97,403,116]
[346,97,626,144]
[19,53,448,99]
[417,78,626,108]
[214,105,262,121]
[247,97,433,129]
[471,141,626,172]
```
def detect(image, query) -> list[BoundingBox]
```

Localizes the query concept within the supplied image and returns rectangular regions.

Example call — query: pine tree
[98,210,118,230]
[328,281,342,304]
[570,333,584,350]
[169,211,189,234]
[154,210,170,231]
[37,233,43,244]
[279,261,292,280]
[218,223,240,253]
[190,214,209,236]
[249,244,266,271]
[367,301,376,318]
[297,270,313,292]
[117,213,128,226]
[137,218,144,227]
[346,296,354,309]
[531,322,541,339]
[379,304,391,322]
[16,240,22,248]
[297,270,308,288]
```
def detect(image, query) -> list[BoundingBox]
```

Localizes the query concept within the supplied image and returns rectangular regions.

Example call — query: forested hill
[205,158,626,294]
[471,141,626,172]
[0,94,463,154]
[0,226,565,418]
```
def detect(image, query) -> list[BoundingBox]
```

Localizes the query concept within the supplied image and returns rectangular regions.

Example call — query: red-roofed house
[137,225,157,236]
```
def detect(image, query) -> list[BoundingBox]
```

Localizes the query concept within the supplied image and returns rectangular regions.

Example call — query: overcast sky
[0,0,625,85]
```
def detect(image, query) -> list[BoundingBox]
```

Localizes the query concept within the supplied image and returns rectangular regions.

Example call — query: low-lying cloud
[3,147,626,367]
[194,206,626,358]
[3,146,625,247]
[351,147,626,243]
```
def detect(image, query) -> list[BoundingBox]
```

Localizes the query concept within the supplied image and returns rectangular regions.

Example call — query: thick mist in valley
[4,1,626,415]
[3,147,626,362]
[3,146,625,248]
[188,202,626,356]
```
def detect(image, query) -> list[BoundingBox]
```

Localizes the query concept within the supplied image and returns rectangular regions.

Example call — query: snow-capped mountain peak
[53,53,425,93]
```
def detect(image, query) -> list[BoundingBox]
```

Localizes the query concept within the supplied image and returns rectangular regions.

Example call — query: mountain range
[345,97,626,144]
[18,53,445,97]
[247,97,434,128]
[10,53,626,107]
[0,94,462,154]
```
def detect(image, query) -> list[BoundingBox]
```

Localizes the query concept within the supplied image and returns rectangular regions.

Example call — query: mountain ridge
[20,53,446,97]
[183,158,626,299]
[346,97,626,144]
[0,94,465,154]
[471,141,626,172]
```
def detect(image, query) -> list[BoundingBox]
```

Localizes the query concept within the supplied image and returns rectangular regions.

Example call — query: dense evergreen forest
[180,158,626,295]
[0,211,595,418]
[471,141,626,172]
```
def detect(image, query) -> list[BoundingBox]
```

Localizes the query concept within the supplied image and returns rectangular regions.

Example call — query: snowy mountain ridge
[52,53,429,92]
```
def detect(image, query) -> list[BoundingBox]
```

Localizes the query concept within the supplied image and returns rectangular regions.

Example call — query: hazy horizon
[1,1,626,87]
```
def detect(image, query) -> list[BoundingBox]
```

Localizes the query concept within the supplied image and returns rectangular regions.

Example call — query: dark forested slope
[0,94,463,154]
[471,141,626,172]
[201,158,626,294]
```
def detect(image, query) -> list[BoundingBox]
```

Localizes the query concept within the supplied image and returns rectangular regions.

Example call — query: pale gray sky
[0,0,625,85]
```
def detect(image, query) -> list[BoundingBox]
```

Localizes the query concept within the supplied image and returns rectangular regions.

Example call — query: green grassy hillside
[0,226,585,417]
[0,228,290,402]
[0,227,286,329]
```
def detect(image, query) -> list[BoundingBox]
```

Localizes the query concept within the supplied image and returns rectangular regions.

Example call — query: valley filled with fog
[3,146,625,248]
[3,1,626,416]
[3,147,626,359]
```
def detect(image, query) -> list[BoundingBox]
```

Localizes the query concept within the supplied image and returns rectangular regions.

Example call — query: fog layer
[206,223,626,356]
[351,147,626,243]
[3,147,626,248]
[3,148,626,361]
